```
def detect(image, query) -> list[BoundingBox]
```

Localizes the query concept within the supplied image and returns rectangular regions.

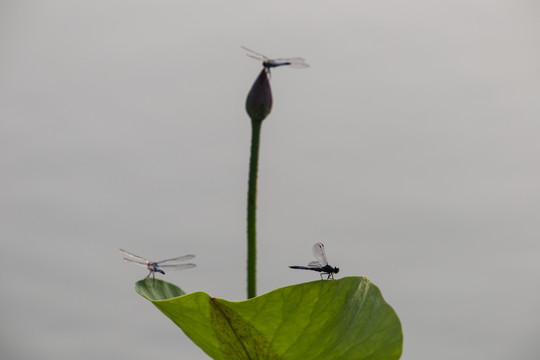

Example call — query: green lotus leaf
[135,276,402,360]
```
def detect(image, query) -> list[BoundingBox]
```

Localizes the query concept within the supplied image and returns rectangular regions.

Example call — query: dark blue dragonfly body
[290,243,339,280]
[146,262,165,275]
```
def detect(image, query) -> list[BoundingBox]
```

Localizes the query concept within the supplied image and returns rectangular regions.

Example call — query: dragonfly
[118,248,196,279]
[289,242,340,280]
[241,46,310,73]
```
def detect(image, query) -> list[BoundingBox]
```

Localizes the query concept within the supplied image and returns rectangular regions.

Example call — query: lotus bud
[245,69,273,123]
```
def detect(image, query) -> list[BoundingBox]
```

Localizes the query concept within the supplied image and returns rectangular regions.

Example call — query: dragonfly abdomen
[289,266,323,272]
[264,61,291,68]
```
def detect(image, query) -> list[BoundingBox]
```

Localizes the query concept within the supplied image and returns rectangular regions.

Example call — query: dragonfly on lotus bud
[118,248,196,279]
[241,46,310,74]
[290,243,340,280]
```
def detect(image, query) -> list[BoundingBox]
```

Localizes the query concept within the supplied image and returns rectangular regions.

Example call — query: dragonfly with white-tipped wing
[289,243,340,280]
[241,46,310,73]
[118,248,196,279]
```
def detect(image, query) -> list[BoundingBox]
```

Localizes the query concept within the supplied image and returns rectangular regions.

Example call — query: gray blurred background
[1,1,539,359]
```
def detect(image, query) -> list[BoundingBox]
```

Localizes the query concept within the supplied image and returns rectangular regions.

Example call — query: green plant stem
[247,120,262,299]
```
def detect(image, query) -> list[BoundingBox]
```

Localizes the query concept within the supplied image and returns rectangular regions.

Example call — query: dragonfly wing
[156,254,195,264]
[241,46,268,61]
[312,243,329,266]
[307,260,323,268]
[122,258,150,268]
[158,263,197,270]
[118,248,151,263]
[242,46,309,68]
[246,53,266,61]
[285,62,309,69]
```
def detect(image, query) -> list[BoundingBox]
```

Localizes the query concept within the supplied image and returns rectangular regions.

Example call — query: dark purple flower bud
[245,69,273,122]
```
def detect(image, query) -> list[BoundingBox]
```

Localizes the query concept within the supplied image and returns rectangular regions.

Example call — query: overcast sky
[1,1,539,359]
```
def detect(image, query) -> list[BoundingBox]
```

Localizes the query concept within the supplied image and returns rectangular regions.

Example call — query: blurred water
[1,1,539,359]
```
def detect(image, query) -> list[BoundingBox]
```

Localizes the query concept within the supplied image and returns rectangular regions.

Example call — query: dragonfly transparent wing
[312,242,329,266]
[122,257,150,268]
[307,260,323,268]
[156,254,195,264]
[158,263,197,270]
[118,248,150,263]
[242,46,309,68]
[241,46,269,61]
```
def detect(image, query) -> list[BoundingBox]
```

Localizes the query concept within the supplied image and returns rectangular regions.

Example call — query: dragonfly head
[334,267,340,274]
